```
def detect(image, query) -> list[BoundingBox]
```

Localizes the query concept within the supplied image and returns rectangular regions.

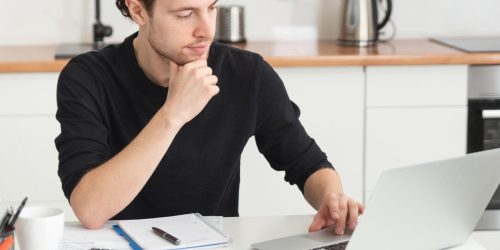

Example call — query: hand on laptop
[308,193,364,235]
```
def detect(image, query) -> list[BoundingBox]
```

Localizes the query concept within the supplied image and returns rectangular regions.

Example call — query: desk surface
[61,215,500,250]
[223,215,500,250]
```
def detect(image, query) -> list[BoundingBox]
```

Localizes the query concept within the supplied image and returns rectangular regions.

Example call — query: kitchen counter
[0,45,68,73]
[2,39,500,73]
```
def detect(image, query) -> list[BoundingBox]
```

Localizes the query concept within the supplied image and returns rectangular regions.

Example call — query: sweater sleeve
[54,59,111,201]
[253,57,334,193]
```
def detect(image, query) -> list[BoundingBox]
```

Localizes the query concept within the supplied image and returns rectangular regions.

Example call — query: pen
[7,196,28,228]
[152,227,181,245]
[0,208,13,233]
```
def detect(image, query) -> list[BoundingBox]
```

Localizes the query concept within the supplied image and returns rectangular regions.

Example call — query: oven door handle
[482,110,500,119]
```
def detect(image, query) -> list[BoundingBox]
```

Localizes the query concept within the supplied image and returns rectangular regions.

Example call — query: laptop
[252,148,500,250]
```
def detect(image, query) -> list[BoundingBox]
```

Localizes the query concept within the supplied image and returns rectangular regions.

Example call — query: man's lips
[186,43,209,54]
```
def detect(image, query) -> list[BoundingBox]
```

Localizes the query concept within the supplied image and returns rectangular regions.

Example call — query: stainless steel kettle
[338,0,392,47]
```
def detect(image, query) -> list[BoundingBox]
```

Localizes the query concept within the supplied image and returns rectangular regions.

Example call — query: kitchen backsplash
[1,0,500,45]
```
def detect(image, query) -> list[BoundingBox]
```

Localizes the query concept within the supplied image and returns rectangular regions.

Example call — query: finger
[335,196,348,235]
[204,75,218,86]
[358,202,365,215]
[309,214,326,232]
[196,67,213,79]
[347,199,359,230]
[327,196,340,221]
[204,67,213,76]
[184,59,208,70]
[209,85,220,96]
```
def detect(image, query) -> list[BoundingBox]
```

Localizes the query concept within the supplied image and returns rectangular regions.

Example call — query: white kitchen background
[1,0,500,45]
[0,0,495,220]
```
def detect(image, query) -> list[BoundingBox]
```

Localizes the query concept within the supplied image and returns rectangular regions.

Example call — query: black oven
[468,101,500,153]
[468,65,500,229]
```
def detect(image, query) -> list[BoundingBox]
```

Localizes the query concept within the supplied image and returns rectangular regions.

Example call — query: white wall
[1,0,500,45]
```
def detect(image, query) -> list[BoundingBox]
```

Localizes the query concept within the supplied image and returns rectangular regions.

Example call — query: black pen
[7,196,28,228]
[152,227,181,245]
[0,208,13,233]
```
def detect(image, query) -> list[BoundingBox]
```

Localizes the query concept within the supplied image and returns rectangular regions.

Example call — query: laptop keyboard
[311,241,349,250]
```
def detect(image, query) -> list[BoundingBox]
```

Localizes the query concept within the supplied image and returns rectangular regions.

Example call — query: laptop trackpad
[301,226,352,243]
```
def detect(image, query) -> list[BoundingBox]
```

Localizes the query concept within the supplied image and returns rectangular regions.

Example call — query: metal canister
[215,5,246,43]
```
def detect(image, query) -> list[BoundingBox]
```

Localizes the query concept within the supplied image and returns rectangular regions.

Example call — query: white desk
[222,215,500,250]
[61,215,500,250]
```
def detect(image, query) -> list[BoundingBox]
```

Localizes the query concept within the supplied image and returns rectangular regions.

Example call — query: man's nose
[193,12,213,38]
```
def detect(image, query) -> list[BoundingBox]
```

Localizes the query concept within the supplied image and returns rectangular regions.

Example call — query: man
[55,0,363,234]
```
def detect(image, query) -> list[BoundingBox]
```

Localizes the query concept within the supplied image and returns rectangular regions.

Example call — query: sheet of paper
[201,216,224,232]
[61,221,130,250]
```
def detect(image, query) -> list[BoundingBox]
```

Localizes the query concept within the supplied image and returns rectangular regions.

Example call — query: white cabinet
[364,65,468,201]
[0,73,76,221]
[240,66,365,216]
[366,65,467,107]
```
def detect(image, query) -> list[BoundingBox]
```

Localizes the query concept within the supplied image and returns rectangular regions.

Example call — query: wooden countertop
[2,39,500,73]
[0,45,68,73]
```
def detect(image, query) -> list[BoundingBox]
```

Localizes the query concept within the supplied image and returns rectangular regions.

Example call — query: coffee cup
[15,206,64,250]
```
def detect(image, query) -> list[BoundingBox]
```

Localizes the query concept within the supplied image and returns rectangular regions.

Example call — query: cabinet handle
[482,110,500,119]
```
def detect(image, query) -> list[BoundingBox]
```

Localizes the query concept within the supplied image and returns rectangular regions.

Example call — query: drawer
[366,65,468,107]
[0,73,58,115]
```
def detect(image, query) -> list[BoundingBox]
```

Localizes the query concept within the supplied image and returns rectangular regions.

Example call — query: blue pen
[112,224,142,250]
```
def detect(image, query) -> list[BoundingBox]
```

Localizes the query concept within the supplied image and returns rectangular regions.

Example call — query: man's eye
[177,11,193,19]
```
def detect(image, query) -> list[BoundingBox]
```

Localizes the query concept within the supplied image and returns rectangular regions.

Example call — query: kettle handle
[377,0,392,30]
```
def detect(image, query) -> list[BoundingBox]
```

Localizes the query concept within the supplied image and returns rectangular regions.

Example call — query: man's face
[145,0,218,65]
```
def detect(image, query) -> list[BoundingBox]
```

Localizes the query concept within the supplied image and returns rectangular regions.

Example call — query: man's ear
[126,0,149,25]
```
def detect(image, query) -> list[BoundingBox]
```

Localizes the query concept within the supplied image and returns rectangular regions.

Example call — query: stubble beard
[148,35,210,66]
[148,37,185,66]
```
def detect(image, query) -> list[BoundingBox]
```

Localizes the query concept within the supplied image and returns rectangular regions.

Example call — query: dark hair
[116,0,156,19]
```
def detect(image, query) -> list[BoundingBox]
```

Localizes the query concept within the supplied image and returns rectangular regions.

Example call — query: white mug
[14,206,64,250]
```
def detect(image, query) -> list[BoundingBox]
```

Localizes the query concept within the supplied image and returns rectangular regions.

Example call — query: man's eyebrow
[209,0,219,7]
[170,0,218,12]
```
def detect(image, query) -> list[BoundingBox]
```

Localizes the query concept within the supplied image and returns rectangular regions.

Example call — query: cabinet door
[0,73,76,221]
[240,66,364,216]
[365,107,467,196]
[364,65,468,201]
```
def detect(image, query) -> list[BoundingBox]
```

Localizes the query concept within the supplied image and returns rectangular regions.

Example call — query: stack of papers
[61,216,226,250]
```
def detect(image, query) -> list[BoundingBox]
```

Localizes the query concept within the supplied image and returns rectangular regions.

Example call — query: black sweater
[55,32,333,219]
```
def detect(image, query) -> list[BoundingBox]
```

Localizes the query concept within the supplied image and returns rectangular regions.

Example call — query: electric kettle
[338,0,392,47]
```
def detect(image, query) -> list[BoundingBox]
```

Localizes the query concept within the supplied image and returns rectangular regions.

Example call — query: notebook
[117,213,230,250]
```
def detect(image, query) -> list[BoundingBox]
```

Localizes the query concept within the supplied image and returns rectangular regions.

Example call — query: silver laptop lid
[252,149,500,250]
[347,148,500,250]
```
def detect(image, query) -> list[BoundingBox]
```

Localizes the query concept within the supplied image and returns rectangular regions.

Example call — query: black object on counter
[55,0,113,59]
